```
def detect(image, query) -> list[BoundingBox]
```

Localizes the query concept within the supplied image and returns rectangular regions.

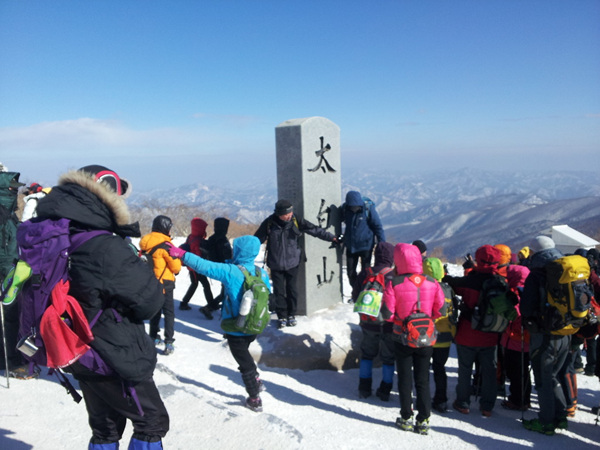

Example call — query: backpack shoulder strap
[237,264,250,278]
[149,242,171,282]
[70,230,111,253]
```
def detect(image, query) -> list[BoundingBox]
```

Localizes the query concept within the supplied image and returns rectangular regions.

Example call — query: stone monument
[275,117,343,315]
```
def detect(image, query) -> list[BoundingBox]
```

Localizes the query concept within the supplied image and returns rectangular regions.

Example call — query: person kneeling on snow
[168,235,270,412]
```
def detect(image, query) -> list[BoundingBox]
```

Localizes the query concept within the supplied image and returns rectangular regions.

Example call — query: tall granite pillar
[275,117,343,315]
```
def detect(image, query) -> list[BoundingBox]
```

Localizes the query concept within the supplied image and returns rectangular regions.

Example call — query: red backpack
[392,274,438,348]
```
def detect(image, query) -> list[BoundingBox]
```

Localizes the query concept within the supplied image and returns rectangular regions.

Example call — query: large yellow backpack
[543,255,594,336]
[422,258,458,339]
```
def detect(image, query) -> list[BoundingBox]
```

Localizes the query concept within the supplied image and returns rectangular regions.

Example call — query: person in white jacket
[21,183,50,221]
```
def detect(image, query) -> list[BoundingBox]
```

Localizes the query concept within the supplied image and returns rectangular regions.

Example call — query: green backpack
[221,265,270,335]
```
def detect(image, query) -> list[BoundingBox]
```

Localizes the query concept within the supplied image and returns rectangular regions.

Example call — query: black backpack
[471,274,516,333]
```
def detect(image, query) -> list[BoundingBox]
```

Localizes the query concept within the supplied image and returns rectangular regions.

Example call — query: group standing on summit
[1,162,599,447]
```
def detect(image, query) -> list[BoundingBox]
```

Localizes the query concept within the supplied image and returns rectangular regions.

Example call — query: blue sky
[1,0,599,192]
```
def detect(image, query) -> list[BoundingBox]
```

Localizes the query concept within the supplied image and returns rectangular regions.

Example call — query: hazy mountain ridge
[130,168,600,259]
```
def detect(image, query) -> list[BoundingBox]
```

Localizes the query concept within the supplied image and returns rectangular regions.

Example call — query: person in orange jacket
[139,215,182,355]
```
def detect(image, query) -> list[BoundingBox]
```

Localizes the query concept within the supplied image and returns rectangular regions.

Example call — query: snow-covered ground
[1,248,599,449]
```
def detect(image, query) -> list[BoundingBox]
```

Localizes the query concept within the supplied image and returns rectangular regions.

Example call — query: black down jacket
[35,169,164,383]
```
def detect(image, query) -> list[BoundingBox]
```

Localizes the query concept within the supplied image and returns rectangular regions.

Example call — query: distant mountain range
[130,168,600,260]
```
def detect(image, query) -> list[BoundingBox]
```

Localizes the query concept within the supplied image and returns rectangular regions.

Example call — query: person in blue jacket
[168,235,270,412]
[342,190,386,286]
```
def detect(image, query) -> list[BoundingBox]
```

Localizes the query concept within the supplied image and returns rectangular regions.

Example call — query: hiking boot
[501,400,529,411]
[154,336,163,346]
[256,375,266,393]
[375,381,393,402]
[432,402,448,413]
[8,365,39,380]
[179,303,191,311]
[566,405,576,417]
[415,418,430,435]
[286,315,297,327]
[359,377,372,399]
[245,396,263,412]
[452,400,470,415]
[395,416,414,432]
[554,417,568,430]
[277,318,287,329]
[523,418,555,435]
[481,409,492,418]
[164,343,174,355]
[199,306,214,320]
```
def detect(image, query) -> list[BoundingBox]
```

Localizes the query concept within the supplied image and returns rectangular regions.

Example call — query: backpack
[435,282,459,337]
[354,267,393,322]
[471,274,516,333]
[541,255,594,336]
[221,265,270,335]
[7,218,113,402]
[392,274,438,348]
[140,242,170,281]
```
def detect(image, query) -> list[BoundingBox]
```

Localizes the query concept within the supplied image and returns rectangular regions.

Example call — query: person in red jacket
[444,244,503,417]
[383,243,444,435]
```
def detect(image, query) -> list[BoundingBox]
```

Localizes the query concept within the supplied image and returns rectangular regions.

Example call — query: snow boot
[358,377,372,398]
[376,381,393,402]
[395,416,414,432]
[415,418,430,435]
[245,396,263,412]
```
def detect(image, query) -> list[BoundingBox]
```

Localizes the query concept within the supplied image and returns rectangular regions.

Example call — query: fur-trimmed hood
[58,169,131,225]
[36,169,140,237]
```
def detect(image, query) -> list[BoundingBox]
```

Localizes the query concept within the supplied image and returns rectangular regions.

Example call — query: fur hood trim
[58,169,131,226]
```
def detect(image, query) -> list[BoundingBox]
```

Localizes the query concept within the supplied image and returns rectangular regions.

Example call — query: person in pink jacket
[383,243,444,435]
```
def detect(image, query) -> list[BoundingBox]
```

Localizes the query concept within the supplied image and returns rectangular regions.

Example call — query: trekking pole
[0,302,10,388]
[520,321,525,421]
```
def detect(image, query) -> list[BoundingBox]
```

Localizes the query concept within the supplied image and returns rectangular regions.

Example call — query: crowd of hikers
[1,163,599,447]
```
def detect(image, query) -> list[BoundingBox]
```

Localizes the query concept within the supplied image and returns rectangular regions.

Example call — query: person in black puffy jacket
[254,199,337,329]
[35,164,169,450]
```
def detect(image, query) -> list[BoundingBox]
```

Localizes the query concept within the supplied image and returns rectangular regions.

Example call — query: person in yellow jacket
[139,215,182,355]
[423,257,458,413]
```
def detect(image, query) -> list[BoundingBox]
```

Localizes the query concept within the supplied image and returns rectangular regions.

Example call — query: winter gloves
[166,242,186,260]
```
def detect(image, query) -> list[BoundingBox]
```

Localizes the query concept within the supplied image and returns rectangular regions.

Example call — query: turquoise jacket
[181,235,271,336]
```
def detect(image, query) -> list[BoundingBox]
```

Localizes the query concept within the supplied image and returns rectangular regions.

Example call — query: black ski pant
[395,343,433,422]
[530,333,569,425]
[79,376,169,444]
[149,280,175,344]
[431,346,450,405]
[503,347,531,407]
[181,270,214,307]
[270,266,299,320]
[346,249,373,287]
[226,334,260,397]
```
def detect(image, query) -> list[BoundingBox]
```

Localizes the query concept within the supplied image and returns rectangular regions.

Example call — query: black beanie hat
[412,240,427,254]
[274,199,293,216]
